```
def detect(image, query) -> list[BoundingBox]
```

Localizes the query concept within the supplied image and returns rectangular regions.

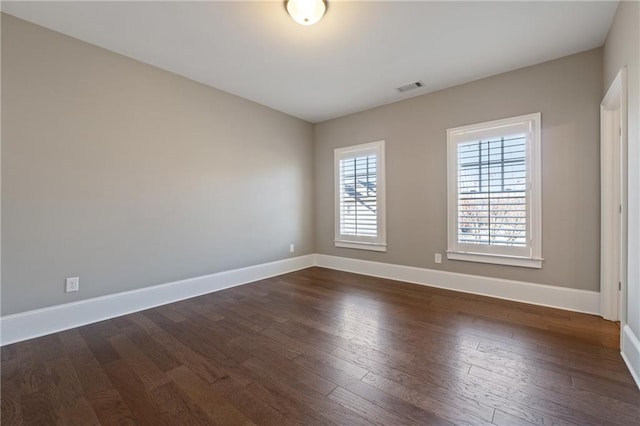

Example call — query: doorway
[600,68,627,331]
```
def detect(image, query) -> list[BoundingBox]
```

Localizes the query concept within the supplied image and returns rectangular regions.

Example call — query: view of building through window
[339,154,378,237]
[457,135,527,247]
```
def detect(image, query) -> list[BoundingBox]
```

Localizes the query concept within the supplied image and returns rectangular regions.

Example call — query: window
[334,141,386,251]
[447,113,542,268]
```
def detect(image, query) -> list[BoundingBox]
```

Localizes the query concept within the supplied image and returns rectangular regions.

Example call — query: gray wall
[603,1,640,338]
[0,11,613,317]
[1,14,314,315]
[314,48,603,291]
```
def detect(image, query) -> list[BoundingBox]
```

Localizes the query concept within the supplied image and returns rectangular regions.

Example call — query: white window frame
[334,140,387,252]
[446,113,542,268]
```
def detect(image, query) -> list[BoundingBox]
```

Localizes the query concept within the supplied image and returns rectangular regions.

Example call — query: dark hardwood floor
[2,267,639,425]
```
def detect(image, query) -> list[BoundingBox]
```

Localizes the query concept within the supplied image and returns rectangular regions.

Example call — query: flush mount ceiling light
[286,0,327,26]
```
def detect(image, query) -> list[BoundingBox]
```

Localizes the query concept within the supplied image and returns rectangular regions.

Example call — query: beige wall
[314,48,603,291]
[604,1,640,338]
[1,14,314,315]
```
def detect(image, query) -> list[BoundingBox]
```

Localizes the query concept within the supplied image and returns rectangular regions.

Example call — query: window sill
[335,241,387,252]
[446,251,542,268]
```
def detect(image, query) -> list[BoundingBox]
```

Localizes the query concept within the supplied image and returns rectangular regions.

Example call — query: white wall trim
[334,140,387,250]
[0,254,315,346]
[621,324,640,389]
[600,67,627,322]
[315,254,600,315]
[446,113,542,267]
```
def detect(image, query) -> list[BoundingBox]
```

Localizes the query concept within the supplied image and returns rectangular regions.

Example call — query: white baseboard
[314,254,601,315]
[621,324,640,389]
[0,254,315,346]
[0,253,603,347]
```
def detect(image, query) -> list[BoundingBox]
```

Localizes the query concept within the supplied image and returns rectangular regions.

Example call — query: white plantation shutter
[335,141,386,251]
[339,155,378,236]
[457,136,527,247]
[447,114,542,268]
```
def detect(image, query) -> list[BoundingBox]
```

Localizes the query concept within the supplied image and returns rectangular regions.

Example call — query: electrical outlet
[435,253,442,264]
[66,277,79,293]
[289,244,295,253]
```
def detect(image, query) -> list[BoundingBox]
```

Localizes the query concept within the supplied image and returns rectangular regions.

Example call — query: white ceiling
[2,1,618,123]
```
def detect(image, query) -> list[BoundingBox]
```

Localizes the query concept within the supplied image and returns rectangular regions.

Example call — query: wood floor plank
[242,356,370,426]
[144,310,245,372]
[263,322,340,354]
[88,388,136,425]
[21,390,58,425]
[150,381,220,425]
[1,359,23,425]
[335,374,455,426]
[334,347,495,421]
[16,342,49,396]
[469,364,640,425]
[208,376,287,426]
[213,305,271,332]
[108,334,171,390]
[56,397,101,426]
[78,326,121,366]
[261,326,370,380]
[571,373,640,405]
[466,355,574,390]
[141,322,228,385]
[166,365,255,426]
[219,319,302,360]
[327,386,414,426]
[1,345,18,362]
[335,343,575,426]
[67,349,113,398]
[290,313,417,363]
[187,302,226,322]
[476,339,635,385]
[120,327,182,373]
[242,376,334,425]
[102,359,172,425]
[491,408,538,426]
[362,371,493,426]
[229,335,337,396]
[1,267,637,426]
[30,334,66,363]
[45,356,99,424]
[58,329,91,355]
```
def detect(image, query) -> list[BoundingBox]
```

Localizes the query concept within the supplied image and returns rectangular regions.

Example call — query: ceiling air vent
[396,81,425,93]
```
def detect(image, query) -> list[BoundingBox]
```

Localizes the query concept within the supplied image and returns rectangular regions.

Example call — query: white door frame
[600,68,627,324]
